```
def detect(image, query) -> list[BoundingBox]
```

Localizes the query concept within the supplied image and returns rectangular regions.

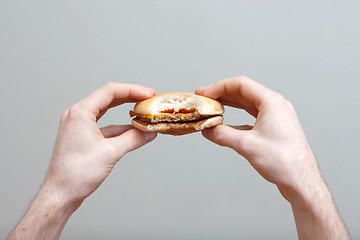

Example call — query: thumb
[202,125,255,157]
[108,128,157,160]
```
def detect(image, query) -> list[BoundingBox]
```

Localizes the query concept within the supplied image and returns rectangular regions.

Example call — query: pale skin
[8,77,350,239]
[7,83,158,240]
[196,77,350,239]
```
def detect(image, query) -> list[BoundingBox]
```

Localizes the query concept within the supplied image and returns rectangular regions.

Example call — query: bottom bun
[132,116,223,136]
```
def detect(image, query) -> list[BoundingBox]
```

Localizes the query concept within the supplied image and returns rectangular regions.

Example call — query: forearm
[280,160,350,240]
[8,183,82,240]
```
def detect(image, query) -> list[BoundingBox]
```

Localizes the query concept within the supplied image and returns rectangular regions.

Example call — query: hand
[196,76,350,239]
[8,83,158,240]
[196,76,317,192]
[45,82,157,203]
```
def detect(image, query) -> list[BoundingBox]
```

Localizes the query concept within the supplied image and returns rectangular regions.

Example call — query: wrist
[278,170,325,206]
[276,151,322,201]
[277,157,350,239]
[40,180,84,214]
[277,171,326,206]
[9,182,83,240]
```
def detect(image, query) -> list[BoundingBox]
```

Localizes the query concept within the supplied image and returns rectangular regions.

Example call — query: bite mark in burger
[129,92,224,135]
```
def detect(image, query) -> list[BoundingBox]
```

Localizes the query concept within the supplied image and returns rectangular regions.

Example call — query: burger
[129,92,224,135]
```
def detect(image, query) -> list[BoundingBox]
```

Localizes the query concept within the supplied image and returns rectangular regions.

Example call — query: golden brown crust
[133,92,224,116]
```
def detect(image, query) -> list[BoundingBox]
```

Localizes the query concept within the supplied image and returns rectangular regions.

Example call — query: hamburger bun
[130,92,224,135]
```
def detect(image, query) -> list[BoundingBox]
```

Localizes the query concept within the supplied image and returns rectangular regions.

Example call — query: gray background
[1,0,359,239]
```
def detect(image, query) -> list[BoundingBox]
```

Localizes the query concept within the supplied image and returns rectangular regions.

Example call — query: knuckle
[237,75,250,81]
[216,78,227,86]
[264,93,297,115]
[106,143,120,159]
[234,75,251,83]
[286,99,295,109]
[60,109,69,123]
[264,91,286,104]
[237,134,257,154]
[104,81,117,89]
[276,95,290,109]
[210,126,226,144]
[274,93,286,103]
[66,104,86,121]
[285,99,292,105]
[237,133,252,148]
[212,133,226,146]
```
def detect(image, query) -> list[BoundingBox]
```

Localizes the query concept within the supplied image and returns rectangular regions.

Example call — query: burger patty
[135,112,202,123]
[130,109,221,124]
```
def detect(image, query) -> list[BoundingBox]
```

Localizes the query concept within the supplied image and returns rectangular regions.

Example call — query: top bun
[134,92,224,115]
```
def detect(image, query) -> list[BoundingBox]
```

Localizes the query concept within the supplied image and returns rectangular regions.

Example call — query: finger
[218,94,255,109]
[196,82,258,118]
[108,128,157,159]
[96,97,145,121]
[219,99,258,118]
[228,125,254,131]
[100,125,134,138]
[202,124,257,157]
[78,83,156,120]
[198,76,274,110]
[197,85,254,109]
[198,86,256,112]
[195,84,214,95]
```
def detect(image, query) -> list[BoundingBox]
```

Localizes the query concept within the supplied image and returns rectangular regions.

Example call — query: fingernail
[198,84,214,90]
[145,132,157,141]
[141,86,155,92]
[201,128,210,138]
[147,88,156,95]
[204,84,215,94]
[145,87,155,92]
[142,88,156,97]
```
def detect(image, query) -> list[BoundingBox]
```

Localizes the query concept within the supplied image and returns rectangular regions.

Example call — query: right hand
[195,76,320,199]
